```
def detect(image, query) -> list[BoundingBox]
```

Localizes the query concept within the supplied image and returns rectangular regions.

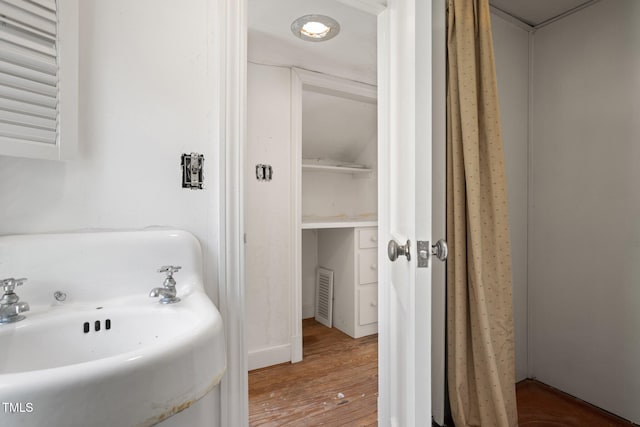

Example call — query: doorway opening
[245,0,380,424]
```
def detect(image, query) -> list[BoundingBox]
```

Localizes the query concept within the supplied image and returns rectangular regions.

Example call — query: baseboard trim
[248,344,291,371]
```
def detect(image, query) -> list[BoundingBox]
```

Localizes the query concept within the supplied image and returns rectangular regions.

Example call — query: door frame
[218,0,420,426]
[290,68,379,363]
[218,0,248,425]
[430,1,447,424]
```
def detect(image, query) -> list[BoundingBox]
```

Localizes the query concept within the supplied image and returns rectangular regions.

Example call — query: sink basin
[0,230,226,427]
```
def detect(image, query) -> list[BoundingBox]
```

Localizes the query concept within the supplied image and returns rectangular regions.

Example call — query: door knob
[388,239,411,262]
[431,239,448,261]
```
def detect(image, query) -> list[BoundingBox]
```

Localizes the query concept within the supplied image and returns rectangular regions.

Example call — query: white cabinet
[358,248,378,285]
[317,226,378,338]
[358,228,378,248]
[358,286,378,327]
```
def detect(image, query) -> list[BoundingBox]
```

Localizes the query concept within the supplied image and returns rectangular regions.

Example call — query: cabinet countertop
[301,218,378,229]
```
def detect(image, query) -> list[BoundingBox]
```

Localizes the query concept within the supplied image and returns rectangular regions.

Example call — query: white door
[378,1,446,426]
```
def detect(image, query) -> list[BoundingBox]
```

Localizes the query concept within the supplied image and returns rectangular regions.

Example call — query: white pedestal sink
[0,230,226,427]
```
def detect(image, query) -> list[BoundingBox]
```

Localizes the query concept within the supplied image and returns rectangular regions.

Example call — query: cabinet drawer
[359,286,378,326]
[358,249,378,284]
[359,228,378,249]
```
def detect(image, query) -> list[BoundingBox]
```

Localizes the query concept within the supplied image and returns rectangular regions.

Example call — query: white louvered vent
[315,267,334,328]
[0,0,59,146]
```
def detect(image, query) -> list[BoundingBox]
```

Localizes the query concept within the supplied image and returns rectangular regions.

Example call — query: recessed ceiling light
[291,14,340,42]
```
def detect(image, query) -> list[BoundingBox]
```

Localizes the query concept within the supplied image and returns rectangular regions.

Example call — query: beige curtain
[446,0,518,426]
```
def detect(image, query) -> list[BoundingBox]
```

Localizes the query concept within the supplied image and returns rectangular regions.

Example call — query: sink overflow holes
[83,319,112,334]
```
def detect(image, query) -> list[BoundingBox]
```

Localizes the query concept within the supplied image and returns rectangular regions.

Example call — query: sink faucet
[149,266,182,304]
[0,278,30,324]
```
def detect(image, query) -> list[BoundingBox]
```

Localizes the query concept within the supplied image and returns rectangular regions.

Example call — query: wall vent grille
[315,267,334,328]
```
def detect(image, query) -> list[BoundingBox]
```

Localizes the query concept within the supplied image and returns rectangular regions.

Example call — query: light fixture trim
[291,14,340,42]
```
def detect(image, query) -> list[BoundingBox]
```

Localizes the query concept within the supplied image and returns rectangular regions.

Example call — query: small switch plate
[181,153,204,189]
[256,164,273,181]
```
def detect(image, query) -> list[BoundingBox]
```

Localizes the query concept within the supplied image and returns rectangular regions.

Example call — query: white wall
[246,62,294,370]
[491,13,530,382]
[0,1,221,425]
[302,229,318,319]
[530,0,640,422]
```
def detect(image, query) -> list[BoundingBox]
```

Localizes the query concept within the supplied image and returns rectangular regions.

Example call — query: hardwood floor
[249,319,378,426]
[249,321,635,427]
[517,380,636,427]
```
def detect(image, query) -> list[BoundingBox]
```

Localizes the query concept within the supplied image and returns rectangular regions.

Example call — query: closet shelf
[301,216,378,229]
[302,164,373,174]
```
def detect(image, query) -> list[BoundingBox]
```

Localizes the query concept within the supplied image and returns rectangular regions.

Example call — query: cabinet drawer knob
[370,264,377,270]
[370,236,377,242]
[370,301,377,307]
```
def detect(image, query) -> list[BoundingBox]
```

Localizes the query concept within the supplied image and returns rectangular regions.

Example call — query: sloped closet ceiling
[489,0,595,26]
[302,90,376,162]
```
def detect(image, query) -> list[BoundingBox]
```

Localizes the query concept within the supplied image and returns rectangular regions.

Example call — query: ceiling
[490,0,595,26]
[248,0,377,85]
[249,0,599,85]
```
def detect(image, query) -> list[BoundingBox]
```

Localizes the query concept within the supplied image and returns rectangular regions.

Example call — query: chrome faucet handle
[151,266,182,304]
[1,278,27,293]
[158,266,181,277]
[158,266,181,289]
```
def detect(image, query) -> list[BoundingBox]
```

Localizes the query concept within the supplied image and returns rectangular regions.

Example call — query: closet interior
[300,76,378,339]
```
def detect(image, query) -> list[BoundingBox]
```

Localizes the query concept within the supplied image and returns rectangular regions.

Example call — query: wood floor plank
[249,319,378,426]
[516,379,636,427]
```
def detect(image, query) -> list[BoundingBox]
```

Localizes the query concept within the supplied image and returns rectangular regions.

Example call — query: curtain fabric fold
[446,0,518,426]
